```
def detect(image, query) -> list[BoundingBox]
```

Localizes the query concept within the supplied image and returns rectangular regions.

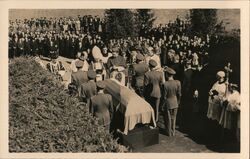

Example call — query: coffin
[103,79,156,135]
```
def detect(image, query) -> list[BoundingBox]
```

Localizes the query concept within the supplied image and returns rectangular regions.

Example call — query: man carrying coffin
[71,60,88,96]
[132,53,149,97]
[80,70,97,104]
[144,59,163,122]
[162,67,181,136]
[90,81,114,132]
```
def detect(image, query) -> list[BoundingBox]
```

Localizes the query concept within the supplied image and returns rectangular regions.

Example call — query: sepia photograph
[0,1,249,159]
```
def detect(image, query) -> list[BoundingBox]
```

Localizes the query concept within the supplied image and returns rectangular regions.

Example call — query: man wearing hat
[144,59,164,122]
[89,81,113,132]
[132,53,149,97]
[80,70,97,103]
[162,67,181,136]
[71,60,88,96]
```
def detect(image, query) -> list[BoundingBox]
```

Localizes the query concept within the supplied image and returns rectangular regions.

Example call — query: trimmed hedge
[9,57,127,152]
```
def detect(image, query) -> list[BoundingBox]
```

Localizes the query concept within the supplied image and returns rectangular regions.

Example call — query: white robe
[207,81,226,122]
[219,91,240,129]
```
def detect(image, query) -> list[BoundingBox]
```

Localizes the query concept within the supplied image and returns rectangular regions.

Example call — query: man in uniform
[144,59,163,122]
[71,60,88,96]
[90,81,113,132]
[162,67,181,136]
[80,70,97,103]
[132,53,149,97]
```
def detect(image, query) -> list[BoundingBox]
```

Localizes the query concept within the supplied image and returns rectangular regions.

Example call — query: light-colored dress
[219,91,240,129]
[207,81,226,122]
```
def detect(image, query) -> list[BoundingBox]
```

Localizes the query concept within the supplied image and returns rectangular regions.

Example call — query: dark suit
[23,39,31,56]
[182,68,193,96]
[17,40,24,56]
[90,93,113,131]
[38,39,44,56]
[160,45,168,66]
[58,37,65,56]
[163,79,181,136]
[144,70,163,121]
[64,38,71,58]
[31,40,39,56]
[132,62,149,96]
[180,68,194,129]
[170,63,183,82]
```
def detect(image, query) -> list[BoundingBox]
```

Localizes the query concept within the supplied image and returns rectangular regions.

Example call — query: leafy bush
[9,57,127,152]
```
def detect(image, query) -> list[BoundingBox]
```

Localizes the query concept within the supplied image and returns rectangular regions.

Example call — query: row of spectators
[9,16,216,69]
[9,15,105,35]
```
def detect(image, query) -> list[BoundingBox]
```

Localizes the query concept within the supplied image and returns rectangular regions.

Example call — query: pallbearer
[80,70,97,104]
[162,67,181,136]
[144,59,163,122]
[90,81,114,132]
[71,60,88,96]
[132,53,149,97]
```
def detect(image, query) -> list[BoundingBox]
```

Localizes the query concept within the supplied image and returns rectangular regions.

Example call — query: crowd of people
[9,15,106,59]
[9,15,240,147]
